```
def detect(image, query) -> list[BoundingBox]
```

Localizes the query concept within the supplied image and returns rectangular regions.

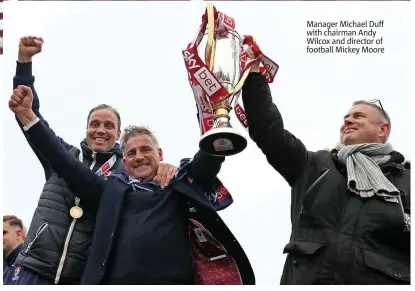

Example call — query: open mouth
[344,128,357,134]
[134,164,149,169]
[94,137,108,143]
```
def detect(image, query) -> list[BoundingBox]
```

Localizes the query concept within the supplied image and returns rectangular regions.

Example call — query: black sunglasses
[368,99,389,123]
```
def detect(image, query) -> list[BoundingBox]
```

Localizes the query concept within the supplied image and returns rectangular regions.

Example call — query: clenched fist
[18,36,44,63]
[9,85,34,116]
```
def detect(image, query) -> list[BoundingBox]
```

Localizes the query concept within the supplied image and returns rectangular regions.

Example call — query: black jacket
[241,73,410,285]
[25,119,255,285]
[13,62,125,284]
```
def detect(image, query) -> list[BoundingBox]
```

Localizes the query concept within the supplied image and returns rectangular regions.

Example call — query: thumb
[34,39,43,46]
[18,85,31,95]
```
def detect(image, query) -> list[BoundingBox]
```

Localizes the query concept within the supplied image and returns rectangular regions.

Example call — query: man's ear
[379,123,391,142]
[158,148,164,162]
[16,229,23,239]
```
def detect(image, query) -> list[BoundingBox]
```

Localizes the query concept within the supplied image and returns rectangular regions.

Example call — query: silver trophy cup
[197,30,248,156]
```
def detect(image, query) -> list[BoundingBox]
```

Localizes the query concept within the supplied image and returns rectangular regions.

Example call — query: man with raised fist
[5,36,177,285]
[8,85,255,285]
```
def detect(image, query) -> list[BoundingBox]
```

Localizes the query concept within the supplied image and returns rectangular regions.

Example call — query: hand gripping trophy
[182,3,279,156]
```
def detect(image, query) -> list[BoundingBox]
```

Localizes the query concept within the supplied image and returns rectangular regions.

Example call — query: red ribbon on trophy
[183,4,279,135]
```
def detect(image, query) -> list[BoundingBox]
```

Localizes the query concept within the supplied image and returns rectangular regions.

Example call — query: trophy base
[199,127,247,157]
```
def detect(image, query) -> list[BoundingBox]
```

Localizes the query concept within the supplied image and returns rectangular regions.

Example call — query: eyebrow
[89,119,115,124]
[344,111,366,119]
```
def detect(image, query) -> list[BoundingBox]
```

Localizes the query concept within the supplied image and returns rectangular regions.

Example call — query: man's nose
[344,116,354,126]
[135,152,145,161]
[96,125,106,134]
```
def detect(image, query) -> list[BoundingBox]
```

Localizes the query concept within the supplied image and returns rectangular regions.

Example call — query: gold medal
[70,206,83,219]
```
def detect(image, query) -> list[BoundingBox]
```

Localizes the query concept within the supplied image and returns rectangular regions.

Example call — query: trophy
[183,4,253,157]
[183,3,279,156]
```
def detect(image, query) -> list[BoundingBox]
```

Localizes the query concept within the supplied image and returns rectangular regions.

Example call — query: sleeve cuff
[23,117,40,131]
[16,61,34,80]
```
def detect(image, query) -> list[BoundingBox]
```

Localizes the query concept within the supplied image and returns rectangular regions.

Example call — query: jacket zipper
[397,190,410,232]
[54,151,96,284]
[299,168,330,216]
[25,223,48,253]
[346,204,363,283]
[295,168,330,237]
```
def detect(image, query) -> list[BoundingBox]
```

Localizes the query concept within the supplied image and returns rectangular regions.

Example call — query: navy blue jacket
[4,244,23,268]
[25,120,255,285]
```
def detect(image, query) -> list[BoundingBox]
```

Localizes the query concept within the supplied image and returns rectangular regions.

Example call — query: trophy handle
[211,66,252,109]
[227,66,252,97]
[206,3,216,71]
[227,36,257,96]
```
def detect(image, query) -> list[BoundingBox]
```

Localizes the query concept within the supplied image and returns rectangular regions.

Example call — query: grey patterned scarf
[335,142,400,203]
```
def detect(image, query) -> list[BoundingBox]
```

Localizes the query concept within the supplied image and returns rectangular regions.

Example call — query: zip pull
[91,151,96,159]
[403,213,410,232]
[25,223,48,253]
[25,242,34,253]
[397,190,410,232]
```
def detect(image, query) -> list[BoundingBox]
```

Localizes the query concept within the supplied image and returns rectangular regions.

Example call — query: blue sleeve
[25,120,104,210]
[14,62,73,180]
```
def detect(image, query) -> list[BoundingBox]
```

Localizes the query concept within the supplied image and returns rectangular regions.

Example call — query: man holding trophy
[183,3,278,157]
[8,4,266,285]
[239,21,411,287]
[185,3,410,285]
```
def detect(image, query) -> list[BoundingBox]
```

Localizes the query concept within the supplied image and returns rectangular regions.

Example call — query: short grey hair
[352,100,391,125]
[120,125,159,151]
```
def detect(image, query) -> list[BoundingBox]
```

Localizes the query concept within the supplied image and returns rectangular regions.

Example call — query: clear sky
[1,0,412,284]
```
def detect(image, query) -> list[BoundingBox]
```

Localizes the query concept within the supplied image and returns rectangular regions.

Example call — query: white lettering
[183,50,200,70]
[194,67,221,96]
[215,185,229,201]
[234,105,248,127]
[259,56,277,78]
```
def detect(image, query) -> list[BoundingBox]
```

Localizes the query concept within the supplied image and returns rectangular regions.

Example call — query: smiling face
[123,134,163,181]
[86,109,120,152]
[340,103,390,145]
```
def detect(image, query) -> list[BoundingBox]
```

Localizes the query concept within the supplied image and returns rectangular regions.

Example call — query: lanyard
[73,151,117,206]
[78,152,118,177]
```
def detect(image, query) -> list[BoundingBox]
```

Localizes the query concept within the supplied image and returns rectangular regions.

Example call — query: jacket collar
[79,139,123,164]
[5,243,23,266]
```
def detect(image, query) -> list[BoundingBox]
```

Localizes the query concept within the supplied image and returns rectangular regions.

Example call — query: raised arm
[9,85,104,210]
[241,72,308,186]
[14,36,72,180]
[187,150,225,192]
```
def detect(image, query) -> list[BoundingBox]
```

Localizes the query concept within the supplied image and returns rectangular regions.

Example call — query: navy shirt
[102,187,194,284]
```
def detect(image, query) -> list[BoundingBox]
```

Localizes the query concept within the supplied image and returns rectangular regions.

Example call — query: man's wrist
[18,111,37,126]
[17,55,33,63]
